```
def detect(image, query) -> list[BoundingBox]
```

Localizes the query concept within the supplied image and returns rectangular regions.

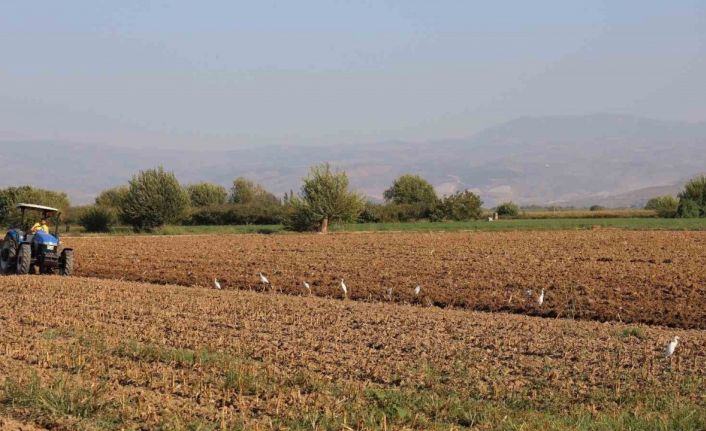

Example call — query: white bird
[537,289,545,306]
[259,273,269,285]
[340,279,348,298]
[303,281,311,293]
[664,336,680,358]
[414,285,421,296]
[213,278,221,289]
[488,217,494,222]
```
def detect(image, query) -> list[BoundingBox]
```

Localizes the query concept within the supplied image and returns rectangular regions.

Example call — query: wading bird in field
[537,289,545,306]
[303,281,311,294]
[340,279,348,298]
[664,336,680,358]
[414,285,421,296]
[259,273,269,285]
[213,278,221,289]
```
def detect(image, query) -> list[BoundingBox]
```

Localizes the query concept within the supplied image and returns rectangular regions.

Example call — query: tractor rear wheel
[16,244,31,275]
[0,239,17,275]
[59,249,74,276]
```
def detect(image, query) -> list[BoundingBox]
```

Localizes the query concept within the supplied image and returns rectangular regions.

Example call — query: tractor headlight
[46,245,56,251]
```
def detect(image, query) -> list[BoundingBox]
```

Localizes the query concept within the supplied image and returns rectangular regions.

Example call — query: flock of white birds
[212,275,681,359]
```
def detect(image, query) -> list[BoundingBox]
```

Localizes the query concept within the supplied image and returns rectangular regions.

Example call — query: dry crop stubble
[67,230,706,329]
[0,276,704,429]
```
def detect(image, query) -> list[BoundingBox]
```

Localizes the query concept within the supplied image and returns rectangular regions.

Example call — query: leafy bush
[678,199,701,218]
[120,167,190,231]
[359,191,481,223]
[589,205,605,211]
[282,198,321,232]
[79,205,117,232]
[359,202,434,223]
[644,195,679,218]
[440,190,483,221]
[229,178,279,205]
[186,183,227,207]
[677,175,706,218]
[358,202,383,223]
[495,201,520,217]
[184,203,284,225]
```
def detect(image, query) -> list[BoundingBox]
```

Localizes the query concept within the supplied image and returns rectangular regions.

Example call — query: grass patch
[619,327,647,339]
[8,335,706,430]
[40,327,75,340]
[2,373,121,428]
[113,340,223,367]
[221,364,271,397]
[291,384,706,431]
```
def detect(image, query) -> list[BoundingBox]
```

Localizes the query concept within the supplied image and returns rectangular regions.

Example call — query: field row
[67,230,706,329]
[0,276,705,430]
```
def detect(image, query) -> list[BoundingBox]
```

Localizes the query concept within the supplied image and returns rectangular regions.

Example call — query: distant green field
[65,217,706,236]
[331,217,706,232]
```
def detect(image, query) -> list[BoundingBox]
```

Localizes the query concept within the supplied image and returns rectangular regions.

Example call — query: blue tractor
[0,203,74,275]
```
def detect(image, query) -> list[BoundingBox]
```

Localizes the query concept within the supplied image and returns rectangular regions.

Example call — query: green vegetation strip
[64,217,706,237]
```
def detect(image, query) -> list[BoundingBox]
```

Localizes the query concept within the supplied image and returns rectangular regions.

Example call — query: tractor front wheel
[16,244,31,275]
[59,249,74,276]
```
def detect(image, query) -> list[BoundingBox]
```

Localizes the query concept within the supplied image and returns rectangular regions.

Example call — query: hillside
[1,114,705,206]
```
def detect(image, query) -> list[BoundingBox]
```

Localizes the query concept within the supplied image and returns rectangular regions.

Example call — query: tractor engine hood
[33,231,59,246]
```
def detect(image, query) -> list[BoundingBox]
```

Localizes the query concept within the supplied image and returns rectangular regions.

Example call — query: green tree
[645,195,679,218]
[678,199,701,218]
[0,194,11,226]
[441,190,483,221]
[120,167,190,231]
[495,201,520,217]
[186,183,227,207]
[78,205,117,232]
[383,175,438,207]
[677,175,706,218]
[229,177,279,205]
[95,186,129,209]
[0,186,71,227]
[284,164,364,233]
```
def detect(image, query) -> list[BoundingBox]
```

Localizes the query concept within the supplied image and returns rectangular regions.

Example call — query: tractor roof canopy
[15,203,61,214]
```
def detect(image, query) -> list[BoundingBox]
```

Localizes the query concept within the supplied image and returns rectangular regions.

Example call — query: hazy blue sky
[1,1,704,149]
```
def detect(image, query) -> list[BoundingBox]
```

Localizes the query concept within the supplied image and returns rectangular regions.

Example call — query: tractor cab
[12,203,61,240]
[0,203,73,275]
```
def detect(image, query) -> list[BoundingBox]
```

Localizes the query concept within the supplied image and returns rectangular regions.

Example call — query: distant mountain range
[2,113,705,207]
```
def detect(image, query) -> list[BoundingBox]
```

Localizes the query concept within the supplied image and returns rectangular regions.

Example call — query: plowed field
[1,277,704,430]
[67,230,706,328]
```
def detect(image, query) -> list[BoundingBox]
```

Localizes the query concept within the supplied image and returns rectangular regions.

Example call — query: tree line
[1,168,704,233]
[77,166,487,233]
[644,176,706,218]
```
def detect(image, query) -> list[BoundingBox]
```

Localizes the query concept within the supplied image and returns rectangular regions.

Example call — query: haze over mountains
[2,114,704,207]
